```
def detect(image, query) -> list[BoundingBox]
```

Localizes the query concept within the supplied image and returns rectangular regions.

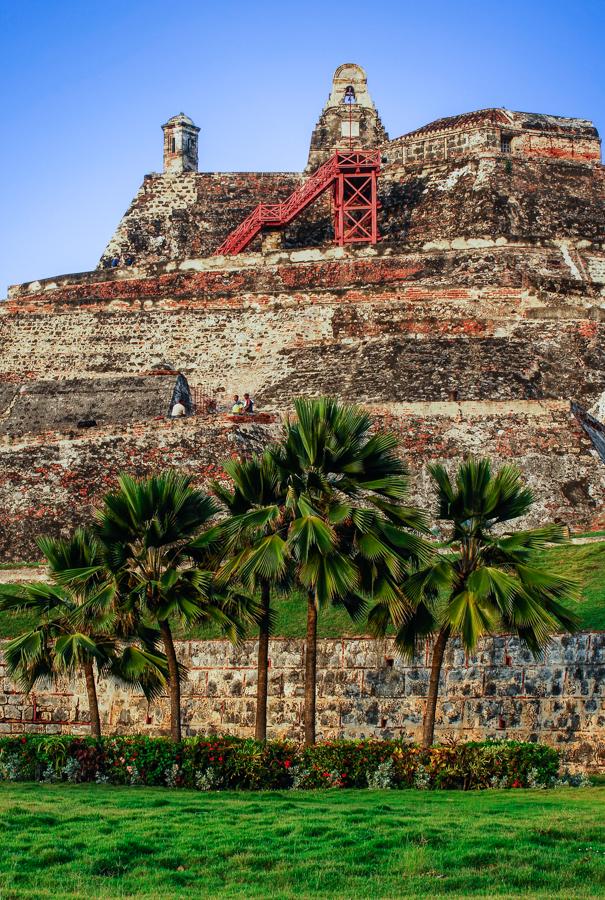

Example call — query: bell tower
[162,113,200,174]
[306,64,388,171]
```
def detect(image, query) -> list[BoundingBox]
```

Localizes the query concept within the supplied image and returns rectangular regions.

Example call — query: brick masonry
[1,634,604,771]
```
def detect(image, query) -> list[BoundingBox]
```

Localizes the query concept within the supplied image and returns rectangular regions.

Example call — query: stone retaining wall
[1,633,604,771]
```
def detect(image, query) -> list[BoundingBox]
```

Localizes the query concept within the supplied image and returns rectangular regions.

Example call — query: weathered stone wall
[387,108,601,167]
[2,239,605,557]
[2,88,605,562]
[1,634,603,771]
[1,402,601,560]
[93,152,605,268]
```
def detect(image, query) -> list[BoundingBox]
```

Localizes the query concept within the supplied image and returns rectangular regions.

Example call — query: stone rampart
[1,634,603,771]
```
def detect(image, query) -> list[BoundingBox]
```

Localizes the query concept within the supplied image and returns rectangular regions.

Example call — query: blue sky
[1,0,604,293]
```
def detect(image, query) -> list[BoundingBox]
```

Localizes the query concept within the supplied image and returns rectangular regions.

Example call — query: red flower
[21,738,26,744]
[512,779,522,788]
[218,756,223,763]
[209,757,214,762]
[284,760,291,768]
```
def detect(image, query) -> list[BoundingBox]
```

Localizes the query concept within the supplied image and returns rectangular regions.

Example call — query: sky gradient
[1,0,604,293]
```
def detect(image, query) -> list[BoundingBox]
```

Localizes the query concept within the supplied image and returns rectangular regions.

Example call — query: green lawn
[1,541,604,639]
[0,784,603,898]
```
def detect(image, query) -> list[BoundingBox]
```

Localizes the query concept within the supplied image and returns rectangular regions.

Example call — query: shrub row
[0,735,565,790]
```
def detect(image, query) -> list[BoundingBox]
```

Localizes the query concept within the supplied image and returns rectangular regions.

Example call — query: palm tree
[0,529,167,737]
[376,459,580,748]
[95,472,258,742]
[271,397,431,745]
[212,452,290,741]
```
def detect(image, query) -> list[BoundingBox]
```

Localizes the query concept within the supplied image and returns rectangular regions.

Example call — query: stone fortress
[2,63,605,558]
[1,65,604,763]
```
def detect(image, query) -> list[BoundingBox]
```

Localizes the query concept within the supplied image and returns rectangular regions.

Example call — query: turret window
[343,85,356,105]
[501,133,512,153]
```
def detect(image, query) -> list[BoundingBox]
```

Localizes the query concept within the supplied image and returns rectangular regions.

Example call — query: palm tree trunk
[255,583,271,742]
[159,619,182,742]
[422,625,451,749]
[83,659,101,739]
[304,591,318,746]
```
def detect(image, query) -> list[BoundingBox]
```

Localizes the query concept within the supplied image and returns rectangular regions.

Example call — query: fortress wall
[389,130,601,166]
[388,124,499,165]
[97,172,335,267]
[1,243,605,558]
[2,247,604,410]
[0,403,601,560]
[1,633,604,771]
[42,151,604,270]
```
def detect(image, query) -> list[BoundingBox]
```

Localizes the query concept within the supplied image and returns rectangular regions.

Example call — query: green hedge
[0,735,562,790]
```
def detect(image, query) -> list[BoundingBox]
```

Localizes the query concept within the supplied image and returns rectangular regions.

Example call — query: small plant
[0,753,23,782]
[290,765,311,790]
[553,770,591,788]
[40,763,60,784]
[367,759,396,789]
[61,758,82,784]
[527,767,548,789]
[127,765,143,786]
[413,764,431,790]
[195,768,222,791]
[164,763,182,788]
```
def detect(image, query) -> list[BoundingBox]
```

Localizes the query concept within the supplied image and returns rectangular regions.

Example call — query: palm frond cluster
[0,400,580,747]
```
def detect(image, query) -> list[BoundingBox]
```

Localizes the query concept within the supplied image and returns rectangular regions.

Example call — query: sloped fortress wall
[1,634,604,771]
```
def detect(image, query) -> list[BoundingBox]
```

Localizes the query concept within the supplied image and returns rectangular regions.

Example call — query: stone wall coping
[6,238,605,303]
[2,631,603,647]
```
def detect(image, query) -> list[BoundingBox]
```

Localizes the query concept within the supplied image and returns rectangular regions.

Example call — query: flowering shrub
[0,735,567,791]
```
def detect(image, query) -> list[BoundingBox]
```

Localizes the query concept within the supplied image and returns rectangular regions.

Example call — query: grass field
[0,540,604,639]
[0,784,603,899]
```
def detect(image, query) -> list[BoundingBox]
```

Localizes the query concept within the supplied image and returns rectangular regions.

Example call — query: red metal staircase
[214,150,380,256]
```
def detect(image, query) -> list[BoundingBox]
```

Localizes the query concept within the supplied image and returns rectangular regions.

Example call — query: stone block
[565,666,605,697]
[206,670,247,698]
[483,667,523,697]
[183,669,208,693]
[547,634,592,665]
[522,666,565,698]
[274,670,304,698]
[379,698,425,728]
[444,666,483,698]
[190,642,257,669]
[316,701,341,729]
[405,668,430,697]
[267,698,303,729]
[216,699,256,728]
[269,640,304,669]
[318,670,363,698]
[361,668,405,699]
[339,699,380,727]
[587,633,605,664]
[342,640,385,669]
